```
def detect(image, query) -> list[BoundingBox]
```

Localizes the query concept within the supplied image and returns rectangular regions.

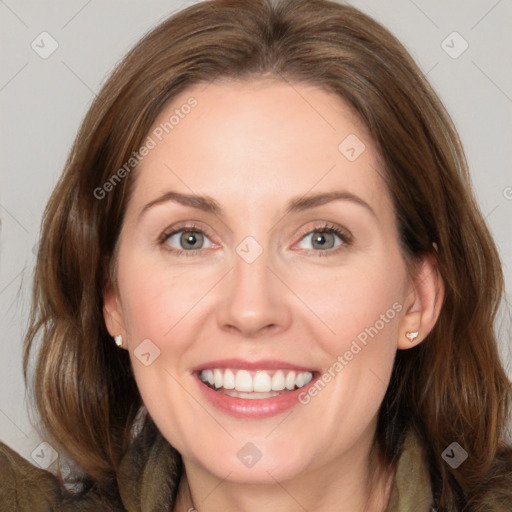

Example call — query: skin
[104,79,444,512]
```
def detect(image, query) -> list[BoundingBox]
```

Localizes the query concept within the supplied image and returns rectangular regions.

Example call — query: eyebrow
[138,190,376,219]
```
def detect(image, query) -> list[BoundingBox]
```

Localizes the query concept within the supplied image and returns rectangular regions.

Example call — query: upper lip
[191,358,319,373]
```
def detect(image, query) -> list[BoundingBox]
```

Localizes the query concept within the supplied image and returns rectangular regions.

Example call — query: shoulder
[0,442,120,512]
[0,441,62,511]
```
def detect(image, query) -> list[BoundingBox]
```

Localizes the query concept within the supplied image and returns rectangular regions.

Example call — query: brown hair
[24,0,512,509]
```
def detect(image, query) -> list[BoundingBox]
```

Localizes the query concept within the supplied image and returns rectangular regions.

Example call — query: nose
[216,245,292,338]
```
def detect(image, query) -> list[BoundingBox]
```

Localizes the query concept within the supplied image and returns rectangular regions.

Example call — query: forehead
[128,79,390,219]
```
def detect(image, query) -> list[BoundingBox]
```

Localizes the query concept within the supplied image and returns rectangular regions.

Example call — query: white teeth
[271,370,286,391]
[199,368,313,393]
[253,371,272,392]
[285,371,296,390]
[220,390,281,399]
[235,370,253,392]
[223,369,235,389]
[295,372,306,388]
[214,369,223,389]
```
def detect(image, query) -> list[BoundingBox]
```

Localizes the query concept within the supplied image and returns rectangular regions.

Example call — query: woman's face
[105,79,417,484]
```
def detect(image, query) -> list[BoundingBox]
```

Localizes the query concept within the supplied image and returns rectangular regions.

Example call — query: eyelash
[157,222,353,258]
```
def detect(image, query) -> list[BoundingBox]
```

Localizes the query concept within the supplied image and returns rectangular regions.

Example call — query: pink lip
[191,358,318,373]
[191,360,320,419]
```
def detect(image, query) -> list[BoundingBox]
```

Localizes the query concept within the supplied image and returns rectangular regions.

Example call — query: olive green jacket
[0,428,435,511]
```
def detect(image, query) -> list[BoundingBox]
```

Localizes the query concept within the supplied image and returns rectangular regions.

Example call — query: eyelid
[158,221,216,244]
[295,222,353,244]
[291,222,353,255]
[157,222,219,258]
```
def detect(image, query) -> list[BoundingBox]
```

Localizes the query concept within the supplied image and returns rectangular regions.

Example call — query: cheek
[295,258,406,357]
[294,264,404,439]
[117,254,211,344]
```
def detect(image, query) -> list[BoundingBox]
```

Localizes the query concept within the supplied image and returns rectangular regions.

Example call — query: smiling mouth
[198,368,315,399]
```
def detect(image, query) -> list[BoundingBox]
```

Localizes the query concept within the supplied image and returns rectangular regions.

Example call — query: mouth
[192,360,320,418]
[198,368,314,398]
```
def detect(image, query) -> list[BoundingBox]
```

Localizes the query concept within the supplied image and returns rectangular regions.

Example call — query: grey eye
[297,230,344,251]
[165,230,213,251]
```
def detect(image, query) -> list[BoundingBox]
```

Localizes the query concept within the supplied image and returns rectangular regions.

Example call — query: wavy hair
[24,0,512,509]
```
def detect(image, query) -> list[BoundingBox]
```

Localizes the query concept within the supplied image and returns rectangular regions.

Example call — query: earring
[114,335,123,347]
[406,331,419,342]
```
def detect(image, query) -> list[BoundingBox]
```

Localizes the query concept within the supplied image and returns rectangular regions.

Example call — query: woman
[1,0,511,510]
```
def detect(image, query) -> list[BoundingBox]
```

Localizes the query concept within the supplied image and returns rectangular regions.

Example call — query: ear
[103,283,127,350]
[398,253,444,350]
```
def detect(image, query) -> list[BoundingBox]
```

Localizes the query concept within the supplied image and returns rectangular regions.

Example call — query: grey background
[1,0,511,465]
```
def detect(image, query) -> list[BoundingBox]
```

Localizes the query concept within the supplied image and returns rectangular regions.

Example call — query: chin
[190,443,314,485]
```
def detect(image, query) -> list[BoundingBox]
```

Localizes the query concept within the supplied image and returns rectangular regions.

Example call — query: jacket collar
[385,430,435,512]
[117,418,182,510]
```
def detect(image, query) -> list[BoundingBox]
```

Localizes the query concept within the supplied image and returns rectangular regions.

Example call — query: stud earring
[114,335,123,347]
[406,331,419,342]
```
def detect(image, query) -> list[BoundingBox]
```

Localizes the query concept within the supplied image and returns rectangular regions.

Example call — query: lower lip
[194,373,318,419]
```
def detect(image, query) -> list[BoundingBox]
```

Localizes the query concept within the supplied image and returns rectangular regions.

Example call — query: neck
[173,433,395,512]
